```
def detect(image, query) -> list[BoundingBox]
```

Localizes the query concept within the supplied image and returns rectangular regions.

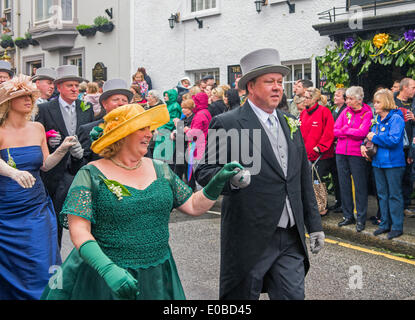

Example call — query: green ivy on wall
[317,30,415,93]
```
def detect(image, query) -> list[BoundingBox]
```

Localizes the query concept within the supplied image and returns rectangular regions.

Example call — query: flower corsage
[283,115,301,140]
[99,175,131,201]
[346,111,352,124]
[6,148,16,168]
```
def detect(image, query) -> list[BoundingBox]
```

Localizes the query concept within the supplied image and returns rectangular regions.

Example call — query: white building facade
[132,0,415,96]
[0,0,133,83]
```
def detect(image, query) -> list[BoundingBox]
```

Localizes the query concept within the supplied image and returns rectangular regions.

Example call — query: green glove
[79,240,139,299]
[203,161,244,200]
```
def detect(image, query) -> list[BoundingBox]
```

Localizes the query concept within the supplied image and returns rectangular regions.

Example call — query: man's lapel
[48,99,69,137]
[237,102,286,180]
[276,110,300,178]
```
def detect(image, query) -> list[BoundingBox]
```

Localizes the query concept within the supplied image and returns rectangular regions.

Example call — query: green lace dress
[41,159,193,300]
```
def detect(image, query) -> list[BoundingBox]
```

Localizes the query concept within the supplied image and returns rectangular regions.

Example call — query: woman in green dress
[41,103,243,300]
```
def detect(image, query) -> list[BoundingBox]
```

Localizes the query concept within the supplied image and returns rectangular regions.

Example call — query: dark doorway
[349,61,410,104]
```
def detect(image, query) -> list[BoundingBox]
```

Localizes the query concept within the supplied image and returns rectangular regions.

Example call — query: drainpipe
[16,0,21,73]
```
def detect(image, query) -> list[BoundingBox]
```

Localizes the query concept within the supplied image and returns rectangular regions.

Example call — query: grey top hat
[237,48,290,91]
[0,60,14,78]
[99,78,134,106]
[54,65,84,84]
[32,67,57,82]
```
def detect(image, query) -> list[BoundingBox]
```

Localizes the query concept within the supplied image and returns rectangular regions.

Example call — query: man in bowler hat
[0,60,13,84]
[195,48,325,300]
[77,78,133,163]
[35,65,94,246]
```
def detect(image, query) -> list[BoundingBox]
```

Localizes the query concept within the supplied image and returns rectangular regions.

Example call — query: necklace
[110,157,142,170]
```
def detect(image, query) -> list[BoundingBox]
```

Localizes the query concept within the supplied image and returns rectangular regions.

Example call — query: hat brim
[238,65,291,91]
[0,69,14,78]
[54,76,84,84]
[32,75,55,82]
[91,104,170,154]
[99,89,134,106]
[0,89,40,106]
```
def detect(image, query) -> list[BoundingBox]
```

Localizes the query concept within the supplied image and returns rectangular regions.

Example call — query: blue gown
[0,146,61,300]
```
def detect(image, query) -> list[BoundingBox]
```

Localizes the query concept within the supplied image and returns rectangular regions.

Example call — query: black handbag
[363,123,379,159]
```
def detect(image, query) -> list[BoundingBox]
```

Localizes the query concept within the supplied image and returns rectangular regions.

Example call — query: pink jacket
[334,103,373,157]
[187,92,212,159]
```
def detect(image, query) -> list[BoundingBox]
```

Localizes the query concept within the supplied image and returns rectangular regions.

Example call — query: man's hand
[48,131,62,148]
[69,137,84,159]
[309,231,325,254]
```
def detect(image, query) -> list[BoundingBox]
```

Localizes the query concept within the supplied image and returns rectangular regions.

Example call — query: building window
[191,0,217,12]
[283,62,312,100]
[191,68,220,85]
[65,54,82,76]
[1,0,12,34]
[34,0,73,24]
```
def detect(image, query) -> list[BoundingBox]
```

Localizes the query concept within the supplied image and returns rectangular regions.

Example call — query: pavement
[213,194,415,258]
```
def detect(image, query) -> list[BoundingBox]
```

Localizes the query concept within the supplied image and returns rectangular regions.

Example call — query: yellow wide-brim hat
[91,103,170,154]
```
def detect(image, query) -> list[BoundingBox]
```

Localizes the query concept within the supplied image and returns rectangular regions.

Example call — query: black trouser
[221,226,305,300]
[336,155,369,225]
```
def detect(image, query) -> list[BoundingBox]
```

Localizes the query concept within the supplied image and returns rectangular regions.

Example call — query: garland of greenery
[317,31,415,93]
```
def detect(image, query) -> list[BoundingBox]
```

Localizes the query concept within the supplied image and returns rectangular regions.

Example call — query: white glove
[309,231,325,254]
[0,159,36,188]
[48,132,62,148]
[230,168,251,189]
[42,136,77,172]
[69,137,84,159]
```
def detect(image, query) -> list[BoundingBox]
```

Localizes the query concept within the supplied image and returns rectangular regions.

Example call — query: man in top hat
[35,65,94,247]
[32,67,57,105]
[0,60,13,84]
[77,78,133,164]
[195,48,324,300]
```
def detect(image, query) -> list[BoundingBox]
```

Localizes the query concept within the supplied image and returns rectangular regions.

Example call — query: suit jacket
[35,98,94,213]
[194,101,323,299]
[78,119,104,164]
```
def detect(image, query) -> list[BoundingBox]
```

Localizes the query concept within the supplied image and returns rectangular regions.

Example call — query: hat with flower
[0,74,40,106]
[90,103,170,154]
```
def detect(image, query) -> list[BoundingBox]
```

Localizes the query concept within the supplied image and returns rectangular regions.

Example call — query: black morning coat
[195,101,323,299]
[35,98,94,214]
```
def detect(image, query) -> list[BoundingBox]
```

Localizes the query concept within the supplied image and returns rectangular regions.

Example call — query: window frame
[182,0,221,21]
[1,0,13,35]
[282,60,312,101]
[32,0,75,27]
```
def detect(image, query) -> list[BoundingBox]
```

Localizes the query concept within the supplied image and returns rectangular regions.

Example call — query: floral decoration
[283,115,301,140]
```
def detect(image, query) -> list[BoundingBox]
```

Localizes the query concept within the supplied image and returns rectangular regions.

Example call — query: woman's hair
[147,89,164,104]
[220,84,231,92]
[373,89,396,111]
[211,86,225,100]
[87,82,99,94]
[181,98,195,110]
[346,86,364,102]
[277,93,289,111]
[0,95,38,127]
[294,95,306,105]
[189,85,202,97]
[306,87,328,106]
[132,71,144,82]
[224,88,240,108]
[99,138,126,159]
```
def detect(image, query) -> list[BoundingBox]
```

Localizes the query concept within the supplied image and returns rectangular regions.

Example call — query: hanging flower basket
[0,37,14,49]
[97,22,114,33]
[94,16,114,33]
[76,24,98,37]
[14,38,29,49]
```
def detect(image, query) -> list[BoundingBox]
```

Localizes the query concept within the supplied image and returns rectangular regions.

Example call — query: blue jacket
[371,109,406,168]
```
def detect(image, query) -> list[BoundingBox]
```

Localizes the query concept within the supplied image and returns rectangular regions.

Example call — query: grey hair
[147,89,165,104]
[346,86,364,101]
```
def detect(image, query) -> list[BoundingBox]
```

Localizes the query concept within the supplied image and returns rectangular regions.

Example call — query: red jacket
[300,103,335,161]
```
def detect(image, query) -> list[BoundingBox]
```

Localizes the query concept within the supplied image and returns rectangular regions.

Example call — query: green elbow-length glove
[79,240,139,299]
[202,161,244,200]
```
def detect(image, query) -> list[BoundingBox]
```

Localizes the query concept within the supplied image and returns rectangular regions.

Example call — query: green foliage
[25,32,32,40]
[1,34,12,41]
[93,16,109,26]
[76,24,94,31]
[317,33,415,94]
[14,37,25,41]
